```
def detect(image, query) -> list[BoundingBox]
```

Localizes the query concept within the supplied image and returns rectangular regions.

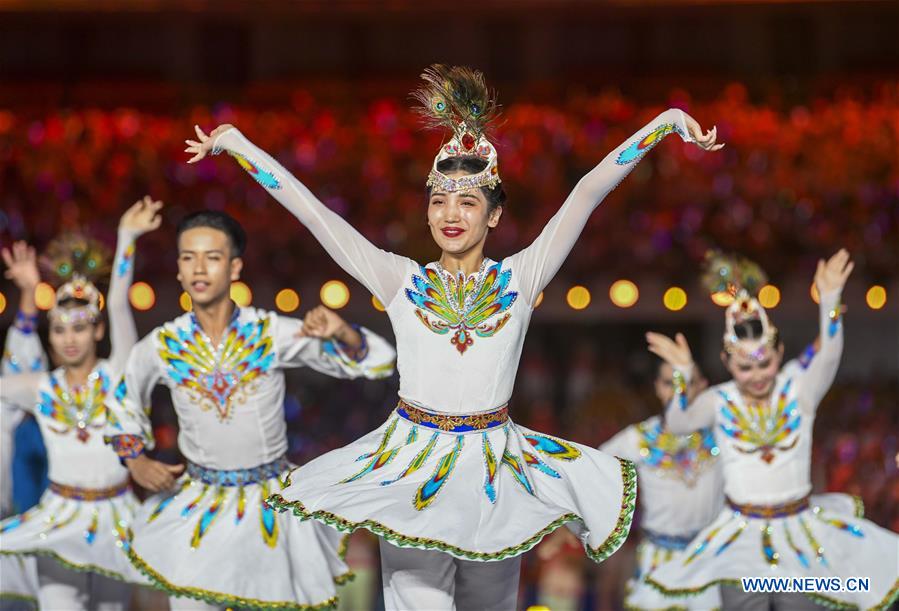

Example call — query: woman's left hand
[185,124,234,164]
[815,248,854,296]
[683,113,725,152]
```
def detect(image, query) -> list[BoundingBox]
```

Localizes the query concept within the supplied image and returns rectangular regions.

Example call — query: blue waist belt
[187,454,291,487]
[396,399,509,433]
[642,528,698,551]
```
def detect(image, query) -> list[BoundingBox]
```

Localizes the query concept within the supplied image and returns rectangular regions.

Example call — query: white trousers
[379,540,521,611]
[36,558,130,611]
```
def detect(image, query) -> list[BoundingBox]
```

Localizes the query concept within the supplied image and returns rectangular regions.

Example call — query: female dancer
[187,65,722,609]
[600,361,723,610]
[645,251,899,610]
[0,198,161,610]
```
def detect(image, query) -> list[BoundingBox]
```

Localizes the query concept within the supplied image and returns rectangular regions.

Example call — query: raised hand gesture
[814,248,854,296]
[2,241,40,291]
[119,195,163,236]
[185,124,234,164]
[646,331,694,370]
[682,112,725,152]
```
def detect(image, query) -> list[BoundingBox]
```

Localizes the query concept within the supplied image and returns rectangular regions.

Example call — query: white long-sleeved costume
[104,307,396,609]
[601,415,724,610]
[0,229,148,589]
[647,291,899,610]
[209,110,695,566]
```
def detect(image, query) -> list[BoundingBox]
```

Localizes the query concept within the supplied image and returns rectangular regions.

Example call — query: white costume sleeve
[0,373,41,514]
[2,311,47,375]
[274,315,396,380]
[104,333,161,459]
[663,366,717,435]
[212,129,409,306]
[798,290,843,413]
[106,228,140,375]
[508,109,695,305]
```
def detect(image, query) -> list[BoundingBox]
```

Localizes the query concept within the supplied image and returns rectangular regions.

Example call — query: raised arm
[510,109,722,305]
[0,372,41,517]
[799,249,853,412]
[106,197,163,373]
[276,307,396,380]
[646,332,717,434]
[187,125,408,306]
[2,241,47,374]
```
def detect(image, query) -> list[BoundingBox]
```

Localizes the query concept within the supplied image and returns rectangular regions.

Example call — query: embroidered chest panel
[37,370,111,442]
[717,379,801,464]
[158,315,275,422]
[404,260,518,355]
[636,420,718,485]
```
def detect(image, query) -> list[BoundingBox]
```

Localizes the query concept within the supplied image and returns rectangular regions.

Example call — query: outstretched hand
[682,112,725,152]
[185,124,234,164]
[646,332,694,370]
[814,248,854,296]
[2,241,40,291]
[119,195,163,236]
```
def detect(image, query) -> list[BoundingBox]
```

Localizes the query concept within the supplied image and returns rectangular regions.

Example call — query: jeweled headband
[49,275,101,324]
[413,64,501,193]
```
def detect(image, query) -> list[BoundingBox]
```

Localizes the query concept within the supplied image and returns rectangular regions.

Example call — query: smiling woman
[189,63,723,610]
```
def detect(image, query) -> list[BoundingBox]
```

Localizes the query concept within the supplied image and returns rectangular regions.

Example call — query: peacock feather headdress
[702,250,777,361]
[41,233,109,324]
[412,64,501,193]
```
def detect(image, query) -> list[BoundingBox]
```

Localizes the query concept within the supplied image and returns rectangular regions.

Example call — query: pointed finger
[194,125,208,142]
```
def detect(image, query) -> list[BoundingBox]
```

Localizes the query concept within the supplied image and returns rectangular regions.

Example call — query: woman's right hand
[2,241,40,292]
[682,112,725,152]
[646,331,694,371]
[185,124,234,164]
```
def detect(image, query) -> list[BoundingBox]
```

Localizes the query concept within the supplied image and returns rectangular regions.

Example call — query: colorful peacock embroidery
[616,123,684,165]
[637,420,718,486]
[158,315,275,422]
[37,370,110,442]
[405,260,518,355]
[718,379,800,464]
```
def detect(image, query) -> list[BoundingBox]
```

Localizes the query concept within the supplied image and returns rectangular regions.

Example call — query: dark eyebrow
[179,249,225,255]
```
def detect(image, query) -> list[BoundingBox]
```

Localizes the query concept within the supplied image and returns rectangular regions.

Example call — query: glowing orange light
[535,291,544,308]
[610,280,639,308]
[321,280,350,309]
[35,282,56,311]
[663,287,687,311]
[275,288,300,313]
[566,286,591,310]
[758,285,781,309]
[129,282,155,311]
[810,283,820,305]
[372,296,386,312]
[230,282,252,307]
[0,292,6,315]
[866,285,887,310]
[179,291,192,312]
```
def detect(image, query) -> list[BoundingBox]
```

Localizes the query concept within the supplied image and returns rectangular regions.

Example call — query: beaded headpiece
[412,64,501,193]
[41,233,109,324]
[702,251,777,361]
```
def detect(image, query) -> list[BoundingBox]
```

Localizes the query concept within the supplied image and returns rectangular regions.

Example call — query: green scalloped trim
[0,549,132,583]
[124,546,340,610]
[0,592,38,608]
[646,575,899,611]
[268,457,637,564]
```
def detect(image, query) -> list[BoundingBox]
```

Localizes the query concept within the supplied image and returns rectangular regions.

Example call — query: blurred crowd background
[1,0,897,609]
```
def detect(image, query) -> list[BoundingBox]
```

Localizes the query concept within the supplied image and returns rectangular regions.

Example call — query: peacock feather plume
[41,233,111,287]
[411,64,499,138]
[701,250,767,298]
